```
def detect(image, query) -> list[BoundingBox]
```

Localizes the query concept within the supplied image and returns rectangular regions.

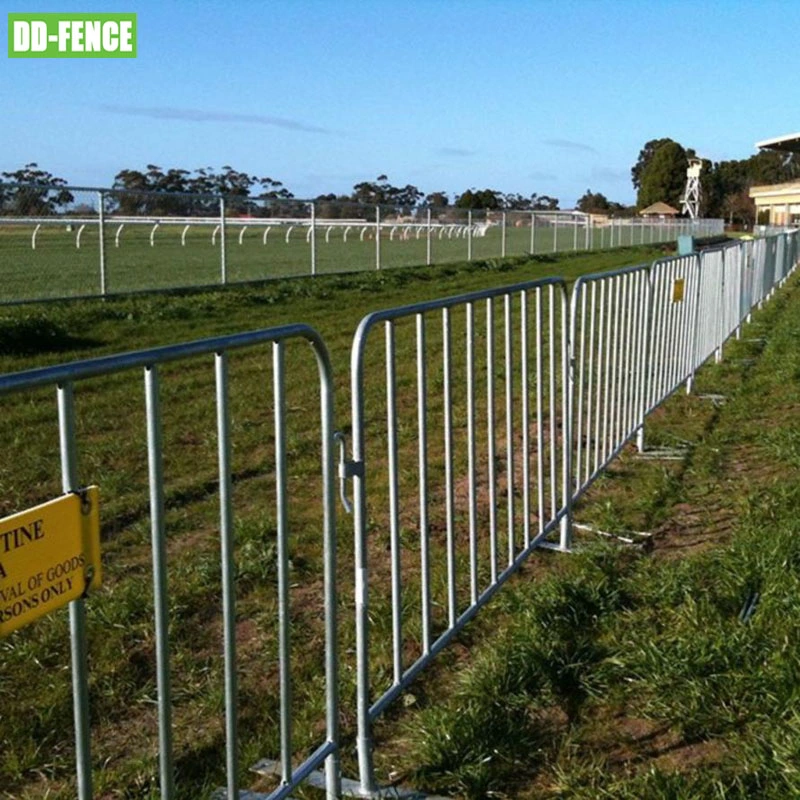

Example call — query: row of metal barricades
[0,231,797,800]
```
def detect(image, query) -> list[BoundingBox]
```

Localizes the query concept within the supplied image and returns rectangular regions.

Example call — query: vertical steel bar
[617,273,631,442]
[220,197,227,284]
[416,314,431,653]
[466,302,478,604]
[593,281,605,474]
[385,323,403,684]
[560,283,572,550]
[57,382,93,800]
[273,342,293,784]
[608,276,622,451]
[521,291,530,549]
[486,298,498,582]
[144,365,175,800]
[426,207,432,266]
[574,285,587,488]
[585,282,597,483]
[637,268,653,451]
[504,294,514,565]
[535,288,545,532]
[352,345,376,794]
[625,273,639,435]
[600,279,612,463]
[316,338,341,800]
[548,284,557,519]
[375,205,381,270]
[310,201,317,276]
[97,190,106,296]
[215,352,238,800]
[442,308,456,628]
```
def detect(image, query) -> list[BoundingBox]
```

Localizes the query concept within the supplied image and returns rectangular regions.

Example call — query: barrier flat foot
[251,760,449,799]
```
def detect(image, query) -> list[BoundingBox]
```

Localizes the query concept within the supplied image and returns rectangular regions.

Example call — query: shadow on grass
[0,316,101,356]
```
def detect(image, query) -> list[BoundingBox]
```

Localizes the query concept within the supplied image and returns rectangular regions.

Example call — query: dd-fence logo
[8,13,136,58]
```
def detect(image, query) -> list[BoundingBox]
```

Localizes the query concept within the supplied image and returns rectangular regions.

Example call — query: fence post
[530,212,535,255]
[561,286,574,550]
[220,197,227,284]
[467,209,473,261]
[376,205,381,270]
[58,383,93,800]
[426,207,432,266]
[97,190,107,296]
[636,269,654,452]
[715,251,725,363]
[501,211,507,258]
[309,201,317,276]
[686,253,704,395]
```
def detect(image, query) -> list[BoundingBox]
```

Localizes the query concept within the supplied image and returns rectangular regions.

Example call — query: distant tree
[110,165,295,216]
[455,188,503,209]
[0,163,73,215]
[607,201,636,217]
[531,194,559,210]
[501,192,530,210]
[315,193,353,219]
[748,149,798,184]
[351,175,422,213]
[576,189,611,213]
[631,138,676,191]
[636,140,688,210]
[721,188,755,226]
[423,191,450,208]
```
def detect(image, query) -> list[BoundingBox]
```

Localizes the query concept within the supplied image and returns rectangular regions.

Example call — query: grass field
[0,220,677,303]
[1,240,788,800]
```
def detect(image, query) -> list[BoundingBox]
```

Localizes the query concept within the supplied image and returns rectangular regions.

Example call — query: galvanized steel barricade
[348,278,570,793]
[0,326,340,800]
[646,253,703,406]
[568,263,653,501]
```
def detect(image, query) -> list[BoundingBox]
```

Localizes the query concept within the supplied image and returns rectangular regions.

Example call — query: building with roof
[749,133,800,226]
[638,201,680,218]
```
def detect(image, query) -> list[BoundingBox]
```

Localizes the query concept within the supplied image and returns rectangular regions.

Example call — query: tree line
[629,137,798,224]
[4,141,797,223]
[0,164,561,218]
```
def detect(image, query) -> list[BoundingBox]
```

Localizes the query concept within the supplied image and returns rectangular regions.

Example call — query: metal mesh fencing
[0,182,726,304]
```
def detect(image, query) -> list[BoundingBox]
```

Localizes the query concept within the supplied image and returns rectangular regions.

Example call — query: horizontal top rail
[0,323,330,396]
[570,261,651,290]
[351,275,568,339]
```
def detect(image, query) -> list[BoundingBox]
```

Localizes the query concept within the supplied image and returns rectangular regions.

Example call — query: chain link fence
[0,182,726,304]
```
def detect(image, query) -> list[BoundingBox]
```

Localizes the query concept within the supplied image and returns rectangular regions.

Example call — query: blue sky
[3,0,800,207]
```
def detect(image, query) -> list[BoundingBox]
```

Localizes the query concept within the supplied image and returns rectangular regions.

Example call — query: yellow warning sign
[672,278,685,303]
[0,488,101,637]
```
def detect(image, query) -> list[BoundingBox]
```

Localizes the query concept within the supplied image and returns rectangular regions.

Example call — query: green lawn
[0,220,676,303]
